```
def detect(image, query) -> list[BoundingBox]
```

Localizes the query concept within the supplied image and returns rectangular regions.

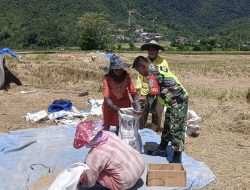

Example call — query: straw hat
[140,40,165,51]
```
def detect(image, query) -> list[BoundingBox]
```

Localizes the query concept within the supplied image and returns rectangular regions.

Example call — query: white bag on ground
[88,99,103,115]
[48,163,89,190]
[118,108,142,152]
[186,109,203,136]
[24,110,48,122]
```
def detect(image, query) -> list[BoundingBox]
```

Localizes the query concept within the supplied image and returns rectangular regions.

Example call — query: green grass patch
[92,83,103,93]
[189,88,248,100]
[35,54,49,61]
[163,51,250,55]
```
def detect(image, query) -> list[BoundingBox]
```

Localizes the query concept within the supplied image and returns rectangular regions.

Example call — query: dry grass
[10,53,109,90]
[29,170,61,190]
[1,52,250,189]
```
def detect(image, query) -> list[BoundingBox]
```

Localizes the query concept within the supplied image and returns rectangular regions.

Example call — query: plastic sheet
[0,125,215,190]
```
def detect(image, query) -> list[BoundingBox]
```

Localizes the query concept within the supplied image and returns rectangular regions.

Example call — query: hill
[0,0,249,49]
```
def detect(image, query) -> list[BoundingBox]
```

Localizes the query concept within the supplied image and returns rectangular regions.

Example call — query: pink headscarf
[73,121,108,149]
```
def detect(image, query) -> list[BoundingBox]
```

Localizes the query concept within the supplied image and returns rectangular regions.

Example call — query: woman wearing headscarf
[102,54,139,133]
[74,121,144,190]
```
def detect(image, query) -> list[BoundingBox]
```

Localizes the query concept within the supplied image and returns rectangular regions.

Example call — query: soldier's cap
[140,40,165,51]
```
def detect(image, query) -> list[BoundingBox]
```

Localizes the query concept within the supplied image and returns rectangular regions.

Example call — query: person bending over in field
[73,121,144,190]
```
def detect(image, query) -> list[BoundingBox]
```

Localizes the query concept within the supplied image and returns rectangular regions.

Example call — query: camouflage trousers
[161,99,188,151]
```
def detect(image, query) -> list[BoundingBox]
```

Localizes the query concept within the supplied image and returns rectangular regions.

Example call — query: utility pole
[128,9,136,28]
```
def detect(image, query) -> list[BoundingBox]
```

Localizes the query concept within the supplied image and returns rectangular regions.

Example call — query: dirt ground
[0,52,249,189]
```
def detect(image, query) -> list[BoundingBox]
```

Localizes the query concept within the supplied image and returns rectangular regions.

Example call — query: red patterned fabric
[102,73,136,127]
[73,121,103,149]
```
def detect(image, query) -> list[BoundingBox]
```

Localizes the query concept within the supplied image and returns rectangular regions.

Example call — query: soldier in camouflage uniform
[132,56,188,163]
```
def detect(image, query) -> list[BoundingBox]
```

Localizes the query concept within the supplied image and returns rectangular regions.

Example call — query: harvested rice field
[0,52,249,189]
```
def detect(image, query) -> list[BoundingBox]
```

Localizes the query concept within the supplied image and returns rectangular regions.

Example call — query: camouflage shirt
[146,64,188,111]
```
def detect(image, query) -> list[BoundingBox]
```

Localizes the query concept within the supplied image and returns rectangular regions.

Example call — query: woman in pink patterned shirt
[73,121,145,190]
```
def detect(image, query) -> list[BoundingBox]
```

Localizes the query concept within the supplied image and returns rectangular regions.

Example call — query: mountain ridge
[0,0,249,48]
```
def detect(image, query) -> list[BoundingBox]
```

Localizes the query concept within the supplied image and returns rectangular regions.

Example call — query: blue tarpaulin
[0,47,16,57]
[104,54,113,59]
[0,126,215,190]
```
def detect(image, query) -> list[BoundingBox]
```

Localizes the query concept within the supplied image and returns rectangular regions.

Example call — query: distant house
[118,28,126,32]
[176,35,188,43]
[115,28,166,43]
[155,35,164,40]
[116,35,125,41]
[135,29,144,33]
[140,32,148,37]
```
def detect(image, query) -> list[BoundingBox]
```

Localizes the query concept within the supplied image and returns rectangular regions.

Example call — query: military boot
[170,151,182,163]
[152,140,168,157]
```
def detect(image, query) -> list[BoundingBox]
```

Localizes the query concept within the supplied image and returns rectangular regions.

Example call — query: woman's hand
[111,104,119,112]
[139,96,147,104]
[133,110,144,115]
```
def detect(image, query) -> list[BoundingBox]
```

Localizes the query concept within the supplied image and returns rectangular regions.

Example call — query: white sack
[25,110,48,122]
[48,163,89,190]
[118,108,142,152]
[88,99,103,115]
[186,109,203,136]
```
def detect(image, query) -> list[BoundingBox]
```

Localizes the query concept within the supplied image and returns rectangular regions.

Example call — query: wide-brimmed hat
[140,40,165,51]
[103,54,131,74]
[73,121,103,149]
